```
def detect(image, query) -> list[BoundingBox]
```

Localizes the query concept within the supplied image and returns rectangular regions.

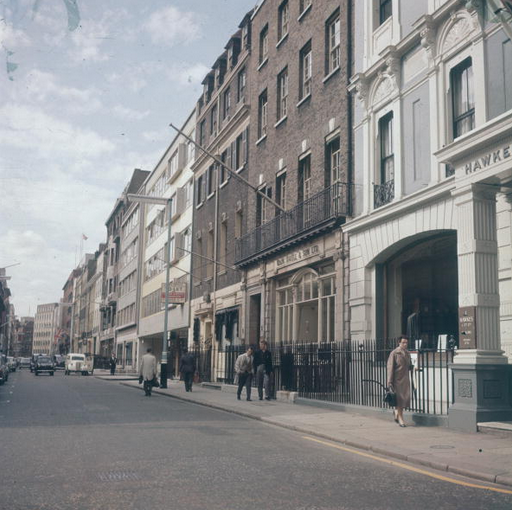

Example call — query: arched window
[276,265,336,344]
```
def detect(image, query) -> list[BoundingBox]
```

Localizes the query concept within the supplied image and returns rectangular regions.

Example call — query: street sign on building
[161,282,187,306]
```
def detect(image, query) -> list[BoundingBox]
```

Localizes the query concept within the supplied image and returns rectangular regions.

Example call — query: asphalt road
[1,370,511,510]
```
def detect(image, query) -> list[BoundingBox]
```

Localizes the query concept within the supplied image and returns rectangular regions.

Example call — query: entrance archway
[377,232,458,348]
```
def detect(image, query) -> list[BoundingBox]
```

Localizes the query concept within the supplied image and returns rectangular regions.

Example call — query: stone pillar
[449,184,512,431]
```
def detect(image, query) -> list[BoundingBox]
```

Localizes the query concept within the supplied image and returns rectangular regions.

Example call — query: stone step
[477,421,512,437]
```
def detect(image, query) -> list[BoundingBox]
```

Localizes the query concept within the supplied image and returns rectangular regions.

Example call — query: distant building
[33,303,59,355]
[12,317,34,358]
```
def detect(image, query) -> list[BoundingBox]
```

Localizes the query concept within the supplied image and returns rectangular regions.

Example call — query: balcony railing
[373,179,394,208]
[235,182,351,266]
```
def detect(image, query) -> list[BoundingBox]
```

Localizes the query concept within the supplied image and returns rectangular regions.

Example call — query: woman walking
[387,335,413,427]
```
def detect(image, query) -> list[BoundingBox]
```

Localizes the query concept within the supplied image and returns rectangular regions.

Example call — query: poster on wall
[458,306,477,349]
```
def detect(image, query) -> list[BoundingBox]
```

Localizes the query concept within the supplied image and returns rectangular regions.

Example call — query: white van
[65,353,94,376]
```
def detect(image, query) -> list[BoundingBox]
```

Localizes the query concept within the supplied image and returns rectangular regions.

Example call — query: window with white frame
[276,171,287,211]
[300,41,312,100]
[277,68,288,120]
[256,186,271,226]
[278,1,289,42]
[237,68,247,102]
[326,10,340,75]
[379,112,394,184]
[223,87,231,120]
[259,25,269,64]
[210,104,218,136]
[450,57,475,139]
[258,89,268,139]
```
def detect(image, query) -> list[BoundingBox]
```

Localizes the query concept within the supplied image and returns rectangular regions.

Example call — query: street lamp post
[128,193,172,389]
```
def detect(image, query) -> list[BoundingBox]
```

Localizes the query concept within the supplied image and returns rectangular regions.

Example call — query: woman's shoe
[393,410,398,423]
[399,423,406,428]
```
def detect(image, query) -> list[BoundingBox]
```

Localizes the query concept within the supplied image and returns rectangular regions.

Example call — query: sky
[0,0,257,317]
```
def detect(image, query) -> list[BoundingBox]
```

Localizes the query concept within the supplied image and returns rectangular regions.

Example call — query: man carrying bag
[139,348,157,397]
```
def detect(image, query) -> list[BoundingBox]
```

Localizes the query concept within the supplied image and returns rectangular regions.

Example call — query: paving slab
[115,379,512,488]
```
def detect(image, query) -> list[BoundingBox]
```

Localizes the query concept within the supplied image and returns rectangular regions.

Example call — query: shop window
[451,57,475,139]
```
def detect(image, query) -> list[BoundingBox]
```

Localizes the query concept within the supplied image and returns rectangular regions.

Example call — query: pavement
[93,370,512,490]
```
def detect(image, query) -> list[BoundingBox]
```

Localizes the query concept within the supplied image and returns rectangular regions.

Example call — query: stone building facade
[348,0,512,429]
[33,303,59,355]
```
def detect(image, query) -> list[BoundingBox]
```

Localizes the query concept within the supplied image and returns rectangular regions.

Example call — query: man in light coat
[234,346,254,401]
[140,348,157,397]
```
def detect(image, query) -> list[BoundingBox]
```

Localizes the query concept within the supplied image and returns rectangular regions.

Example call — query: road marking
[302,436,512,495]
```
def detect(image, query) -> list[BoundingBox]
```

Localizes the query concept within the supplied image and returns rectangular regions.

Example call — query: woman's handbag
[384,387,397,407]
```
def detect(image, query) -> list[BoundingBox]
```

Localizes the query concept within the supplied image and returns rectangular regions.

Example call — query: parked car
[65,353,93,376]
[53,355,65,370]
[0,354,9,385]
[34,355,55,376]
[19,357,31,369]
[6,356,16,372]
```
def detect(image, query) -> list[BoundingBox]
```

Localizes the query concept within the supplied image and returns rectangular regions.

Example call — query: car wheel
[35,371,39,376]
[65,370,69,375]
[50,372,54,376]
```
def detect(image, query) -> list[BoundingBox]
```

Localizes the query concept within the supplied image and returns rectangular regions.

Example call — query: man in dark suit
[179,348,196,392]
[254,340,273,401]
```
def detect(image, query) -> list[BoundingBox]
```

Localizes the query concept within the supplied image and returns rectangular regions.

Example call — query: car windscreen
[38,357,52,363]
[71,356,84,361]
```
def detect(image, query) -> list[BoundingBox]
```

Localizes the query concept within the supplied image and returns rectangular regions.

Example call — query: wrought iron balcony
[235,182,351,266]
[373,179,394,209]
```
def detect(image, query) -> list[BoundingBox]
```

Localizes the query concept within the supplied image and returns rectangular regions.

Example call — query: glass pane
[312,278,318,299]
[296,285,303,302]
[322,278,332,296]
[329,296,335,342]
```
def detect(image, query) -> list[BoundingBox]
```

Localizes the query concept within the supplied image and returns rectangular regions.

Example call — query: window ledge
[297,94,312,108]
[207,192,215,200]
[236,164,246,174]
[219,180,229,189]
[257,58,269,71]
[218,270,227,276]
[274,116,287,128]
[298,4,312,22]
[276,33,288,49]
[323,66,340,84]
[255,134,267,146]
[195,202,204,210]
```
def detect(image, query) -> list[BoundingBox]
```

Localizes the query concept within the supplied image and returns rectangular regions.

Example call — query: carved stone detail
[420,16,436,62]
[443,17,472,53]
[458,378,473,398]
[373,76,394,105]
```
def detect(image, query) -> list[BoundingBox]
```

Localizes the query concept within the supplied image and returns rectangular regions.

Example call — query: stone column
[449,184,512,431]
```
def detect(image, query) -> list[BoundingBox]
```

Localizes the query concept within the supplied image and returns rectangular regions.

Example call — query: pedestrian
[179,348,196,392]
[139,348,157,397]
[387,335,414,427]
[254,339,273,401]
[109,352,117,376]
[234,346,254,401]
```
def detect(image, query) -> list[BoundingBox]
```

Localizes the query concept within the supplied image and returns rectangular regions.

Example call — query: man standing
[139,348,157,397]
[109,352,117,376]
[179,348,196,392]
[234,346,254,401]
[254,340,273,401]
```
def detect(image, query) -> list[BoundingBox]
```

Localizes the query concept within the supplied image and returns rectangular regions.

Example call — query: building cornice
[343,179,456,235]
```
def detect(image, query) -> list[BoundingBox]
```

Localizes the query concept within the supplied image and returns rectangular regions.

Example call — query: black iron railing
[193,339,454,415]
[235,183,351,265]
[374,179,394,208]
